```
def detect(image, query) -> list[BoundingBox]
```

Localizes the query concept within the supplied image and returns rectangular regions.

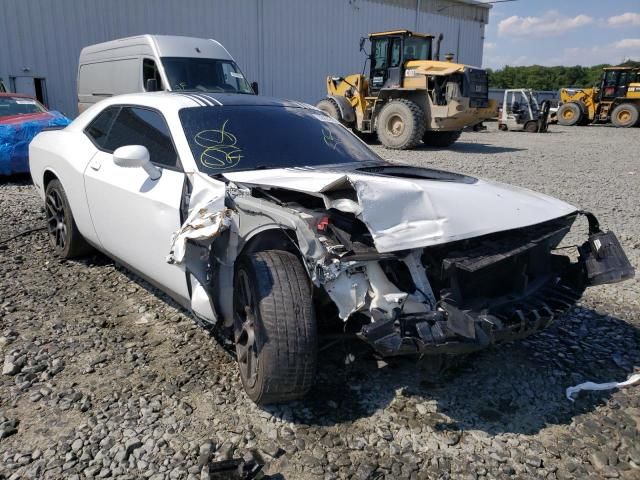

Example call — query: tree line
[487,60,640,91]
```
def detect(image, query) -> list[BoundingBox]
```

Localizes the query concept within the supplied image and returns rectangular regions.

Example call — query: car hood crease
[223,167,578,252]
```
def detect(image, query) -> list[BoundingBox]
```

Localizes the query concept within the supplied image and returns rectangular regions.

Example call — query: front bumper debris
[359,212,634,358]
[360,279,584,356]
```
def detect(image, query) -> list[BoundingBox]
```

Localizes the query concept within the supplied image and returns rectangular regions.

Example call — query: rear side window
[84,107,118,149]
[105,107,178,167]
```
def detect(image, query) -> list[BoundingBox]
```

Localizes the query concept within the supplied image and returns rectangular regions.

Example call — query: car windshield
[0,96,46,117]
[162,57,254,94]
[180,105,383,174]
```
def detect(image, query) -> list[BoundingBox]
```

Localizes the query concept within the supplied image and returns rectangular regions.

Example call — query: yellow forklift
[316,30,496,149]
[557,66,640,127]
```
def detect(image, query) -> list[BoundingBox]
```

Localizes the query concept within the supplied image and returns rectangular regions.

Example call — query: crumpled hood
[224,165,578,252]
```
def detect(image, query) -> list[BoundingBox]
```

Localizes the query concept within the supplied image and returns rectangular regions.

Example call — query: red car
[0,93,70,175]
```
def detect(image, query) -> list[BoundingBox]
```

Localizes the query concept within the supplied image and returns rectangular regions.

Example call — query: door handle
[89,157,102,171]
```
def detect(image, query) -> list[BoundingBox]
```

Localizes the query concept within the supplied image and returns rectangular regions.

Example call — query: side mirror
[146,78,159,92]
[359,37,366,52]
[113,145,162,180]
[251,81,259,95]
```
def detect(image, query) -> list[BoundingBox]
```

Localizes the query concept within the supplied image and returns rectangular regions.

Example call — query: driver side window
[221,63,241,92]
[143,59,163,91]
[105,107,178,168]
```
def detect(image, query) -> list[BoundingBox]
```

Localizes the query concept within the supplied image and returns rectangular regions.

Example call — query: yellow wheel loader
[558,66,640,128]
[316,30,497,149]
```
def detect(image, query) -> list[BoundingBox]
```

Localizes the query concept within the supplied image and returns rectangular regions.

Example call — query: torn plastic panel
[360,212,634,357]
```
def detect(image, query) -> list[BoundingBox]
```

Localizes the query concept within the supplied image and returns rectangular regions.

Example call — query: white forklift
[498,89,550,132]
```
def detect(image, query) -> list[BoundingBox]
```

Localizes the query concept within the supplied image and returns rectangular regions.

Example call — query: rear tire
[44,179,92,259]
[557,102,583,126]
[316,98,343,124]
[234,250,317,404]
[376,99,426,149]
[611,103,639,128]
[422,130,462,147]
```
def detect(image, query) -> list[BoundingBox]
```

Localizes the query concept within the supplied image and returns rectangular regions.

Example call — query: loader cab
[598,67,639,101]
[367,30,433,94]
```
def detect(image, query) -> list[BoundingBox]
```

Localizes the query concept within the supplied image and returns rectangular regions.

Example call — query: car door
[83,105,190,302]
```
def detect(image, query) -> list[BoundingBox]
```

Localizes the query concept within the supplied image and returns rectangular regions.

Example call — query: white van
[77,35,256,113]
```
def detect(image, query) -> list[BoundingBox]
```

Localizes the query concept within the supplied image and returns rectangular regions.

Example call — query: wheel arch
[212,226,304,328]
[325,95,356,124]
[239,226,301,259]
[43,168,59,189]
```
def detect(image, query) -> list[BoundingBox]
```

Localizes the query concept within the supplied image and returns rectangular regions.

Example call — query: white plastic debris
[566,373,640,402]
[167,204,232,264]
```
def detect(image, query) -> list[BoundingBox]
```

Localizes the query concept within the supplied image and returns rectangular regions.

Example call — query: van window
[84,107,119,148]
[78,59,140,96]
[105,107,178,168]
[162,57,253,94]
[143,59,163,91]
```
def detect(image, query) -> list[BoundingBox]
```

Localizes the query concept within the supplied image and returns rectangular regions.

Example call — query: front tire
[45,179,91,258]
[525,121,539,133]
[376,99,426,149]
[611,103,639,128]
[316,98,343,124]
[557,102,583,126]
[234,250,317,404]
[422,130,462,147]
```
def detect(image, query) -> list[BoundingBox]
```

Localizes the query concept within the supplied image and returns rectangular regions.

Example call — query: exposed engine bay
[170,164,635,358]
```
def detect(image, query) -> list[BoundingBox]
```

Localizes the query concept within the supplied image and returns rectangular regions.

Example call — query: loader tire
[611,103,639,128]
[233,250,317,404]
[557,102,582,126]
[316,98,343,124]
[376,99,426,149]
[422,130,462,147]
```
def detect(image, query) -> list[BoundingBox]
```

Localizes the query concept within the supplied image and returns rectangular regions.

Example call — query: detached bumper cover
[360,216,634,357]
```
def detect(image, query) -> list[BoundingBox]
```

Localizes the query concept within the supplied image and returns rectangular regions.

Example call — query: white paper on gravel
[566,373,640,401]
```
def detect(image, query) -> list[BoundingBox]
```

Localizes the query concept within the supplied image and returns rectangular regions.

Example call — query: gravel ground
[1,124,639,480]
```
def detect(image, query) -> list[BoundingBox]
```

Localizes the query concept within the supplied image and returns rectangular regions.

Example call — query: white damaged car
[29,92,634,404]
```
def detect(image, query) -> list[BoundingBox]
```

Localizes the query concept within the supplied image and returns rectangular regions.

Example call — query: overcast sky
[483,0,640,68]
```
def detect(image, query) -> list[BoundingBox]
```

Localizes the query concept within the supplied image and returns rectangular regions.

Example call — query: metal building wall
[0,0,488,117]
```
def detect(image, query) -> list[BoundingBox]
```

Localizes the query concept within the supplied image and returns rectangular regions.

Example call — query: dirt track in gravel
[1,123,639,479]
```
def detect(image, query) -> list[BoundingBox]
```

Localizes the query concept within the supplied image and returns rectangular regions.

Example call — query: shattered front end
[321,212,634,358]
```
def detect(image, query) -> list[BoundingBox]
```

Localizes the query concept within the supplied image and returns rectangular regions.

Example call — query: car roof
[96,91,318,110]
